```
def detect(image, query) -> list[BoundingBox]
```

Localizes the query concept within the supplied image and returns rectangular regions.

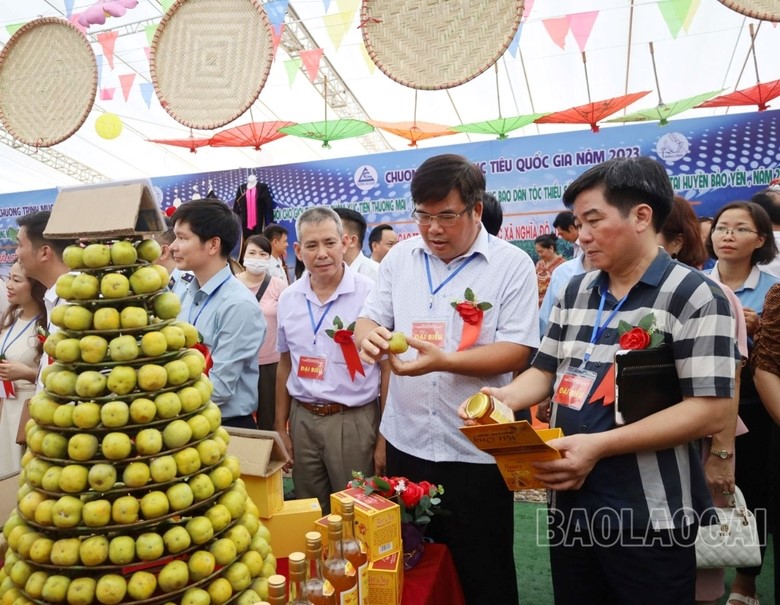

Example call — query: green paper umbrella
[279,120,374,149]
[451,114,549,139]
[606,90,722,126]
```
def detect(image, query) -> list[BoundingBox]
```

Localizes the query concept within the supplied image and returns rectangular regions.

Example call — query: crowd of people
[2,153,780,604]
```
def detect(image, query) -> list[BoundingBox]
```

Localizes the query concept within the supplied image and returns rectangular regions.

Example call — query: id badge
[552,366,597,411]
[411,321,447,349]
[297,356,326,380]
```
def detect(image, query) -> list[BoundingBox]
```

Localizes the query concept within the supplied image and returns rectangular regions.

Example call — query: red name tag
[552,367,596,411]
[297,356,326,380]
[411,321,446,349]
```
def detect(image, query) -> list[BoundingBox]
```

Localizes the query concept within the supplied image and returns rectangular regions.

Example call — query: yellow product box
[367,551,403,605]
[330,488,401,560]
[226,428,290,518]
[264,498,322,558]
[460,420,563,490]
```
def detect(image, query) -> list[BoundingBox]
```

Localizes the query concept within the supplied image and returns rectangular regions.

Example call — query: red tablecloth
[401,543,465,605]
[276,543,465,605]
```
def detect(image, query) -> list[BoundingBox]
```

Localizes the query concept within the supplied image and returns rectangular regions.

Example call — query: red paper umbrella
[210,120,294,150]
[536,91,651,133]
[147,136,211,153]
[697,24,780,112]
[368,120,456,147]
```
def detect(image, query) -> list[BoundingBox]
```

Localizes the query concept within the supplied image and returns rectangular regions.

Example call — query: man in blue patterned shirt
[461,157,739,604]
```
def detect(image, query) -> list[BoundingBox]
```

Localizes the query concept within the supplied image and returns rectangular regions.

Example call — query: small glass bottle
[465,392,514,424]
[322,515,358,605]
[268,574,287,605]
[340,500,368,605]
[304,531,336,605]
[287,552,309,605]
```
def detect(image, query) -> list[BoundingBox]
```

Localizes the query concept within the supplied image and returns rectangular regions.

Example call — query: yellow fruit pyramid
[0,238,276,605]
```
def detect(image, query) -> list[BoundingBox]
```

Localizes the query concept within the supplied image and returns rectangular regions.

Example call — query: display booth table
[277,543,465,605]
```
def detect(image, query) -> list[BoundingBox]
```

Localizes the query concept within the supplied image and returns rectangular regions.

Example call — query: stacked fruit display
[0,238,276,605]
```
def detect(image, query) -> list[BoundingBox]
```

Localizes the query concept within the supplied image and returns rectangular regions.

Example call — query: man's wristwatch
[711,449,734,460]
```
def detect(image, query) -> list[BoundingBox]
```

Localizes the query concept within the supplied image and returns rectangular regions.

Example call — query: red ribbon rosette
[327,318,365,381]
[192,342,213,376]
[451,288,492,352]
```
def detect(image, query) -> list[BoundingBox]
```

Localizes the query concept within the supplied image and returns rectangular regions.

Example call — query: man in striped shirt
[462,157,739,604]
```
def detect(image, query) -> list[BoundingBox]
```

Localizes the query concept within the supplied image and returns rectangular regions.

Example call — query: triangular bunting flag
[144,47,151,61]
[265,0,289,36]
[161,0,174,11]
[522,0,535,21]
[145,23,158,46]
[97,31,119,69]
[100,88,116,101]
[140,82,155,108]
[96,54,104,88]
[323,10,355,50]
[360,42,376,74]
[658,0,693,39]
[271,24,285,58]
[322,0,332,10]
[542,16,569,49]
[507,25,522,58]
[300,48,324,82]
[336,0,360,12]
[5,23,24,36]
[568,11,599,52]
[284,57,302,86]
[119,74,136,101]
[64,0,76,18]
[682,0,701,33]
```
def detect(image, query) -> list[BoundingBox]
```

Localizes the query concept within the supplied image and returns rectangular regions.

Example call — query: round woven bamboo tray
[0,17,97,147]
[718,0,780,21]
[361,0,524,90]
[150,0,274,129]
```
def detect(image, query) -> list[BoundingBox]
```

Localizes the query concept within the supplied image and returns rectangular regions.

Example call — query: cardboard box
[44,180,166,239]
[460,420,562,490]
[368,552,403,605]
[331,488,401,560]
[264,498,322,558]
[226,428,290,518]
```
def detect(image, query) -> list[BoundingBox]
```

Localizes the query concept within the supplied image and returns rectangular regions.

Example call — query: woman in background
[0,262,46,474]
[237,235,287,430]
[533,233,564,307]
[658,195,709,268]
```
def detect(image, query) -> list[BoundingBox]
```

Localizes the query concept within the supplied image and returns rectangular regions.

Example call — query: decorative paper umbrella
[369,120,455,147]
[147,132,212,153]
[210,120,294,150]
[451,64,548,139]
[696,24,780,112]
[279,77,373,148]
[536,52,650,132]
[606,43,721,125]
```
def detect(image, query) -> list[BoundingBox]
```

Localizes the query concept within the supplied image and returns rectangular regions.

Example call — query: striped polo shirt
[533,248,738,530]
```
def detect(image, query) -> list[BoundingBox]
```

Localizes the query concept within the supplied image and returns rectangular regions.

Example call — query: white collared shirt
[349,253,379,282]
[360,228,539,463]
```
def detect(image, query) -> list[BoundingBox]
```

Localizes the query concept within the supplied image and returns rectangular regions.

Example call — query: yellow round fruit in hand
[387,332,409,354]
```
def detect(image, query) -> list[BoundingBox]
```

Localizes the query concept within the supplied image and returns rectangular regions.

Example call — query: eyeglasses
[411,209,467,227]
[711,226,760,237]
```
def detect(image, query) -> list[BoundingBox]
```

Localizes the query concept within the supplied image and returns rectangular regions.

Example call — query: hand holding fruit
[357,325,394,364]
[386,335,446,377]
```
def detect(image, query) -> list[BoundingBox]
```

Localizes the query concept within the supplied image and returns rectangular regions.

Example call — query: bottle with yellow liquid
[304,531,336,605]
[340,500,368,605]
[287,552,309,605]
[465,392,514,424]
[322,515,358,605]
[268,574,287,605]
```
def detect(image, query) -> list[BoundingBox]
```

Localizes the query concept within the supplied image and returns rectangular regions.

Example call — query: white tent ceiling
[0,0,777,195]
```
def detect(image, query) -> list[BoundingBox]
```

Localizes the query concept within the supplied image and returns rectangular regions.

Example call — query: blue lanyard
[424,253,478,308]
[307,299,335,345]
[584,287,628,363]
[188,275,231,327]
[1,315,41,357]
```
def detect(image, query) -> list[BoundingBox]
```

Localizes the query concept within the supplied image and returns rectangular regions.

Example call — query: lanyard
[584,287,628,363]
[424,253,478,308]
[188,275,231,327]
[1,315,41,357]
[307,300,335,345]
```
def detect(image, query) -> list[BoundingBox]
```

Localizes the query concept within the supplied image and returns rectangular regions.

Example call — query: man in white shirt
[334,207,379,281]
[356,154,539,605]
[750,187,780,278]
[553,210,581,258]
[263,224,290,283]
[368,224,398,263]
[15,211,70,383]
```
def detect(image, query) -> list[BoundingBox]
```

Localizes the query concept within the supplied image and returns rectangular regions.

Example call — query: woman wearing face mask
[238,235,288,430]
